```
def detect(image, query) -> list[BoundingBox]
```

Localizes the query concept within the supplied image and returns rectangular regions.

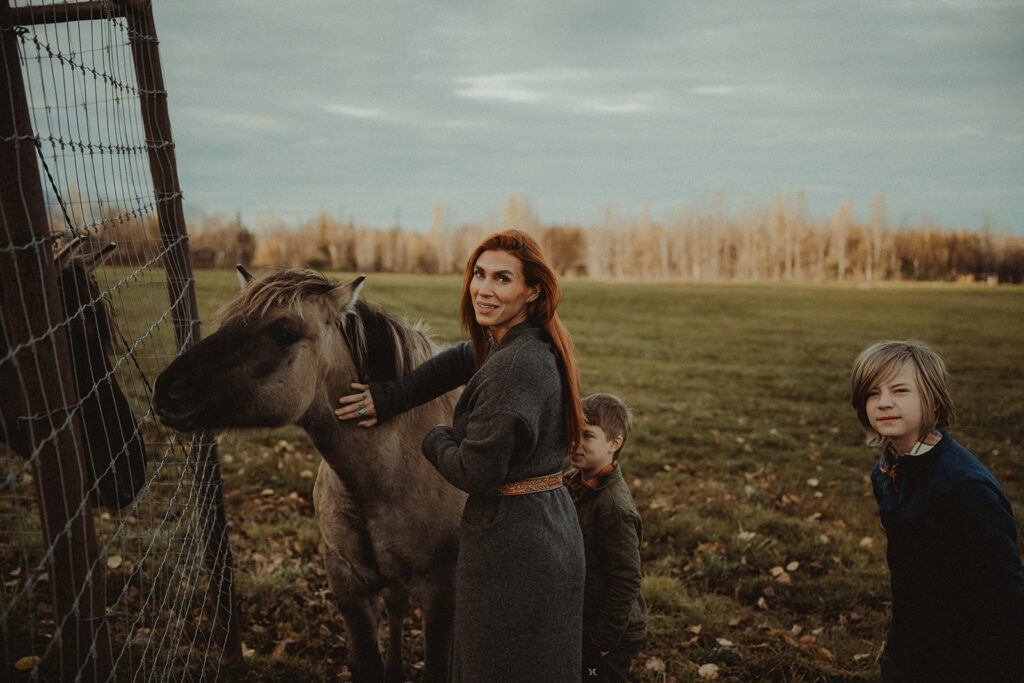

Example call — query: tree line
[129,193,1024,283]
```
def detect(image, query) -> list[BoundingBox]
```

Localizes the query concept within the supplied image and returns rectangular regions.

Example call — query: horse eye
[272,325,303,347]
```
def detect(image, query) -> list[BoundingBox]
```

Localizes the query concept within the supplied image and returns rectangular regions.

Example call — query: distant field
[195,270,1024,682]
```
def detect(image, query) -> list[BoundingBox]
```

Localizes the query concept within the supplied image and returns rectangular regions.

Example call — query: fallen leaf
[645,657,666,673]
[815,647,834,662]
[698,663,720,679]
[716,638,734,647]
[687,624,703,635]
[807,478,819,487]
[786,561,800,572]
[757,596,769,610]
[15,656,40,670]
[859,536,874,548]
[107,554,123,570]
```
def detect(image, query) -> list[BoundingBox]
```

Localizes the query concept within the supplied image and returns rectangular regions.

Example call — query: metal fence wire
[1,1,238,680]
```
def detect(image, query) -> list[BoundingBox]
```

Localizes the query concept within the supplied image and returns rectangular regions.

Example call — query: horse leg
[323,545,385,681]
[382,587,407,683]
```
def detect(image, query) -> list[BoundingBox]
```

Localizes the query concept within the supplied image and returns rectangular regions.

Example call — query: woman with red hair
[337,230,585,681]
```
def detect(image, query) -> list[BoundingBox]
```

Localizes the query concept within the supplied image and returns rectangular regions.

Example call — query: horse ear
[55,235,86,270]
[327,274,366,315]
[236,264,255,288]
[88,242,118,270]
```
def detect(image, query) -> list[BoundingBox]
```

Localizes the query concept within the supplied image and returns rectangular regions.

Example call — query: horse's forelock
[219,268,337,324]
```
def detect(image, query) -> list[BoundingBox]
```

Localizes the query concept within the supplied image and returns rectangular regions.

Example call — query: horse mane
[221,268,435,383]
[340,301,435,383]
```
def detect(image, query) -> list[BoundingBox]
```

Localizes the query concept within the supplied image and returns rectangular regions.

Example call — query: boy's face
[865,361,928,455]
[570,422,622,479]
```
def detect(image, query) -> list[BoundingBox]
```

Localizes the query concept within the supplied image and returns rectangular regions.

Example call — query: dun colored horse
[152,267,465,682]
[0,237,147,510]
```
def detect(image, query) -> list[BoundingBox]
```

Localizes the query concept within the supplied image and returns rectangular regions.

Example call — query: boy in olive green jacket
[565,393,648,682]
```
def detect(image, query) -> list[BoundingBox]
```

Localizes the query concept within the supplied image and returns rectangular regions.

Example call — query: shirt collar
[565,461,618,502]
[879,430,942,480]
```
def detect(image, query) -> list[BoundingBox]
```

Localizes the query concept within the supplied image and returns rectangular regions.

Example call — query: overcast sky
[152,1,1024,234]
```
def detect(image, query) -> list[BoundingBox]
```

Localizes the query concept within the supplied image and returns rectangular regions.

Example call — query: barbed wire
[2,3,230,680]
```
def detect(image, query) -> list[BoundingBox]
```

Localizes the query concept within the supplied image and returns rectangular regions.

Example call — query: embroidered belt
[491,473,563,496]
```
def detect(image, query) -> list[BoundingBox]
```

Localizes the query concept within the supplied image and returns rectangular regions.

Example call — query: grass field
[193,270,1024,682]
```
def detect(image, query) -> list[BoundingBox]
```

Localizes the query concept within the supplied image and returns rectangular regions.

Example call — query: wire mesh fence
[2,1,236,680]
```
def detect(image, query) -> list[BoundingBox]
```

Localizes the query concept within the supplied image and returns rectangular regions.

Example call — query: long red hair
[459,230,583,453]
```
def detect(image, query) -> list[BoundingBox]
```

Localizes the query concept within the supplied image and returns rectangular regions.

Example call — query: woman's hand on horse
[335,382,378,427]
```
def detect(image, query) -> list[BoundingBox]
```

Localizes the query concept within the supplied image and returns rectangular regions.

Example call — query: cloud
[583,99,648,114]
[455,73,548,104]
[178,106,289,134]
[693,85,745,97]
[325,104,383,119]
[453,68,596,104]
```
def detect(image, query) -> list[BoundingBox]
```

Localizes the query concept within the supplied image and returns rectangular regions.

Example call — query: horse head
[0,236,146,510]
[55,236,147,510]
[152,267,370,433]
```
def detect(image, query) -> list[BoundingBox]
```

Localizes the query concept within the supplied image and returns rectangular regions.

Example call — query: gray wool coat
[372,321,585,682]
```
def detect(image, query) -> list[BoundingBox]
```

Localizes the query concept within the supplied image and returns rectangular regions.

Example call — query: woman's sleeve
[421,409,535,496]
[368,341,474,422]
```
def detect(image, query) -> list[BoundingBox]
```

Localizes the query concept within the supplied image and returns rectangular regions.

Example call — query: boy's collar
[565,461,618,501]
[879,430,943,479]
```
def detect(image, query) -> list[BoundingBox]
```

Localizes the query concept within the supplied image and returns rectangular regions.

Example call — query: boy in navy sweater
[851,340,1024,682]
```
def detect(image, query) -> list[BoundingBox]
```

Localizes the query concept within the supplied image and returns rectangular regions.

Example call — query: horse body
[0,238,146,510]
[152,268,465,682]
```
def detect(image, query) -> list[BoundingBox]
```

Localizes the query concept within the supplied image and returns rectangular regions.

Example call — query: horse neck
[297,322,436,503]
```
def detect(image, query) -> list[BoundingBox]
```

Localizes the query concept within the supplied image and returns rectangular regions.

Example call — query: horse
[151,266,465,682]
[0,236,147,510]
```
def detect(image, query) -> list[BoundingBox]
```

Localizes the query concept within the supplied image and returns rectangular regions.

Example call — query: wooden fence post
[0,2,112,679]
[120,0,242,664]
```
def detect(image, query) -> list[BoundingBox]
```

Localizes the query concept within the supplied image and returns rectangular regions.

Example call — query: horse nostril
[154,375,185,407]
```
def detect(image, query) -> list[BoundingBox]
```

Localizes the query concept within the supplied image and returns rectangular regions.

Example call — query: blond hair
[850,340,956,447]
[581,393,632,459]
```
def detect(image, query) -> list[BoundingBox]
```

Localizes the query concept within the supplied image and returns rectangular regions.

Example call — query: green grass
[165,272,1024,680]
